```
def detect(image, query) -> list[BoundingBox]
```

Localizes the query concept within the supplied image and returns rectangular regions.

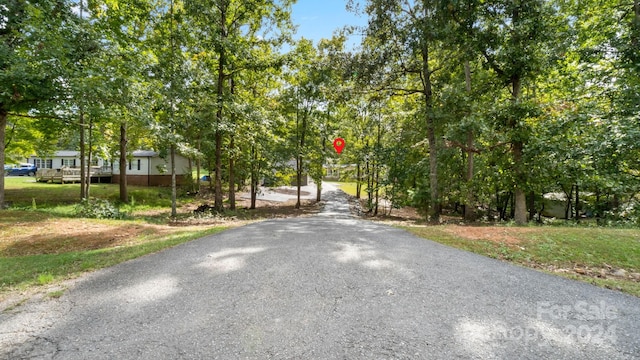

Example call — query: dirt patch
[1,220,178,257]
[0,198,321,257]
[440,225,543,246]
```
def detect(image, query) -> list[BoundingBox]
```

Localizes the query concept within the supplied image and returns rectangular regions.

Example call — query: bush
[75,198,127,219]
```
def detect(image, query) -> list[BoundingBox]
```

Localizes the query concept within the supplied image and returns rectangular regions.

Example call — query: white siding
[112,153,190,175]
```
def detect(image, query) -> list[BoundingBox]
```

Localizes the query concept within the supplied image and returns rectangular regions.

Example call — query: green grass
[0,227,226,292]
[336,181,388,200]
[336,182,369,197]
[4,177,178,209]
[405,225,640,297]
[0,177,232,297]
[337,182,357,196]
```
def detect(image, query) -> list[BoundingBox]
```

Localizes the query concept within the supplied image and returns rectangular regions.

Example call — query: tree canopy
[2,0,639,225]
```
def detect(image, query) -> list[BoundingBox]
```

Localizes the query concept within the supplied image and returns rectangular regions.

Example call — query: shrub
[75,198,127,219]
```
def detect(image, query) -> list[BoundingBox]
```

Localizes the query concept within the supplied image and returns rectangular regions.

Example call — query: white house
[29,150,191,186]
[28,150,109,170]
[112,150,191,186]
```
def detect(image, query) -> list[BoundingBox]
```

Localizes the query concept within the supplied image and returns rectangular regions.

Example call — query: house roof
[29,151,79,158]
[31,150,164,158]
[132,150,159,157]
[55,151,80,157]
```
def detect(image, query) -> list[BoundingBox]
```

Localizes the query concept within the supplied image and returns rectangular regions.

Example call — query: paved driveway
[1,191,639,359]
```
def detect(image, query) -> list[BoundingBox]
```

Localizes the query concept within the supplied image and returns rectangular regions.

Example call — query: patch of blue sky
[291,0,368,49]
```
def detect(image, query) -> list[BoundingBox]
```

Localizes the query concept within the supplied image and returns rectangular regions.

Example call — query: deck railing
[36,167,112,184]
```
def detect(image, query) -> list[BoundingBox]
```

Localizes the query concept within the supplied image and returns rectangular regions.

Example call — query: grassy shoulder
[340,182,640,297]
[404,225,640,297]
[1,222,226,293]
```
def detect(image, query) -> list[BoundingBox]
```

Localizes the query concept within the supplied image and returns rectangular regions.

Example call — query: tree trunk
[575,184,580,222]
[564,185,573,220]
[170,144,177,217]
[373,113,382,216]
[463,61,476,221]
[316,181,322,202]
[421,19,440,222]
[196,138,201,193]
[464,130,476,221]
[511,73,528,224]
[80,112,86,199]
[250,144,257,210]
[296,155,302,209]
[228,135,235,210]
[295,106,307,210]
[0,109,7,209]
[214,5,227,212]
[374,164,380,216]
[356,163,361,199]
[228,77,236,210]
[85,118,93,199]
[119,123,128,203]
[366,157,372,207]
[317,132,327,203]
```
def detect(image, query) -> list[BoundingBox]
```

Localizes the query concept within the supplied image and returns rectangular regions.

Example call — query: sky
[290,0,368,49]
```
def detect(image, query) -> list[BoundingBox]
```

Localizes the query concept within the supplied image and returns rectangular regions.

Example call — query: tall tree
[1,0,79,208]
[463,0,560,224]
[359,0,446,221]
[87,0,157,203]
[186,0,294,211]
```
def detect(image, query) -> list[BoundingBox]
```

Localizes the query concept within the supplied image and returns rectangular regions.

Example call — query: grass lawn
[337,181,358,196]
[337,181,371,197]
[0,177,227,300]
[4,177,175,210]
[335,181,640,297]
[0,223,226,291]
[404,224,640,297]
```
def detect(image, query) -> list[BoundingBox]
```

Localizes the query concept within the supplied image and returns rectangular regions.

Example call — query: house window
[33,159,50,169]
[62,159,75,168]
[128,159,141,171]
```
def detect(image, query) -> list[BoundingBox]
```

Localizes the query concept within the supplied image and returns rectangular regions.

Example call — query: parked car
[7,163,37,176]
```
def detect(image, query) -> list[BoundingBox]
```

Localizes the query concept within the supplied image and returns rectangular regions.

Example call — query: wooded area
[1,0,639,224]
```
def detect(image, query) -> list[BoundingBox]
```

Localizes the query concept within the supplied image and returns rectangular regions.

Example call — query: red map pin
[333,138,345,154]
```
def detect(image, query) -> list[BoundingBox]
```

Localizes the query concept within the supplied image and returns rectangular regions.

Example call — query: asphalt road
[2,190,640,359]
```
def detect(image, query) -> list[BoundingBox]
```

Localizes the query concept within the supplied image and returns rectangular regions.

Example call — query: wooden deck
[36,167,112,184]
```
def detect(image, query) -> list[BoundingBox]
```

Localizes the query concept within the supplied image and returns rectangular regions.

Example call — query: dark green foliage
[74,198,127,220]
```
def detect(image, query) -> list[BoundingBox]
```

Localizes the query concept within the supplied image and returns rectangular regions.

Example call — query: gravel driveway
[1,190,639,359]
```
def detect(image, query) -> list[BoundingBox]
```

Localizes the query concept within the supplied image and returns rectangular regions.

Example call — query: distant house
[28,150,191,187]
[323,162,356,181]
[28,150,109,170]
[112,150,191,186]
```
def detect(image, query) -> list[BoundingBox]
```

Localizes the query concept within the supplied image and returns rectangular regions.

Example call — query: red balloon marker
[333,138,345,154]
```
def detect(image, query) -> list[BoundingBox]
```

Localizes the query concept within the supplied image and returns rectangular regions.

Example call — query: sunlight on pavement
[197,247,268,274]
[332,242,378,263]
[116,276,179,307]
